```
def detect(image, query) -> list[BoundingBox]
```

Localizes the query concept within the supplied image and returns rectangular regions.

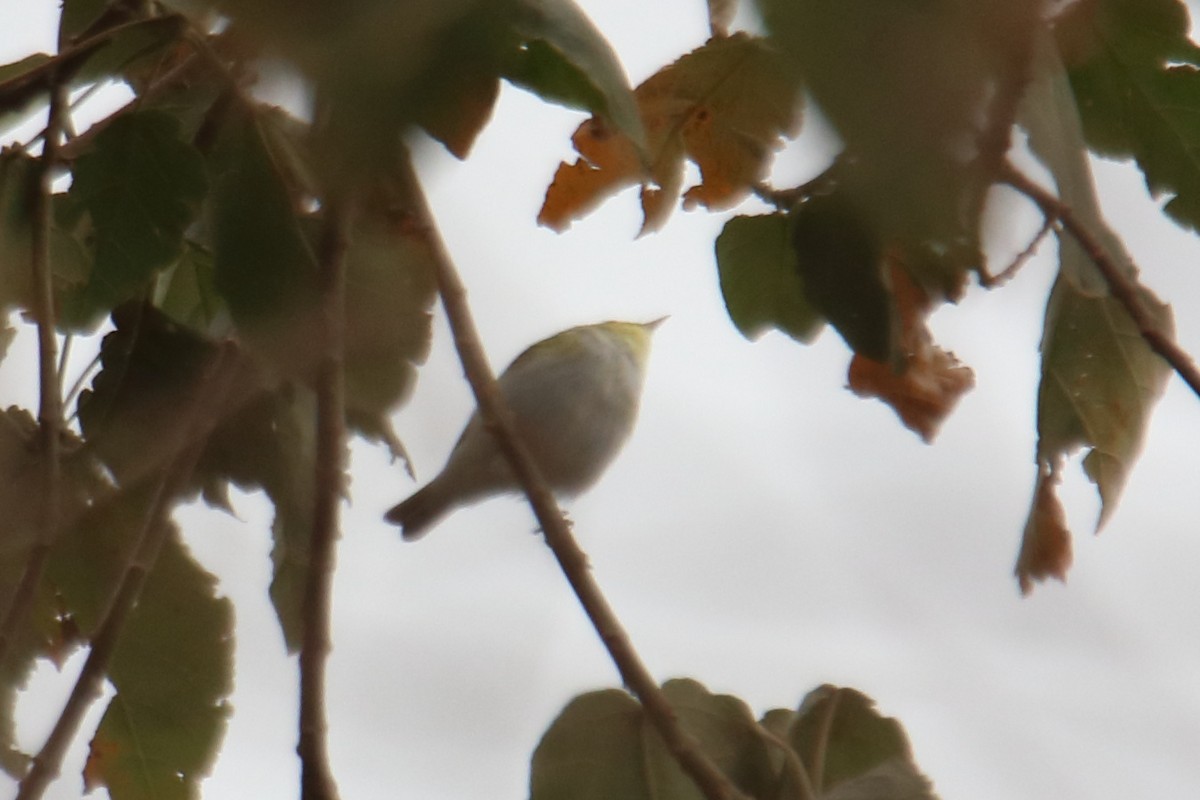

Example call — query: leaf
[1017,28,1173,589]
[715,213,823,342]
[1014,466,1073,594]
[1055,0,1200,231]
[505,0,643,147]
[847,264,975,442]
[0,408,94,778]
[786,685,935,798]
[196,387,317,651]
[539,33,800,233]
[208,106,320,377]
[342,183,436,455]
[1035,277,1172,525]
[154,241,229,335]
[758,0,1031,271]
[79,530,233,800]
[77,303,220,486]
[530,679,776,800]
[788,190,893,361]
[0,150,93,323]
[0,54,52,136]
[64,111,208,328]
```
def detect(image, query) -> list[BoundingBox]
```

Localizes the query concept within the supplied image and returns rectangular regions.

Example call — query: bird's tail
[385,481,452,541]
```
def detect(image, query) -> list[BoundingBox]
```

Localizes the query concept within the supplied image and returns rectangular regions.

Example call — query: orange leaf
[1014,466,1073,595]
[539,33,798,233]
[847,265,974,441]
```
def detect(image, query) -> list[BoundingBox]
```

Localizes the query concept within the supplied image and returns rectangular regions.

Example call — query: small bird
[385,318,665,540]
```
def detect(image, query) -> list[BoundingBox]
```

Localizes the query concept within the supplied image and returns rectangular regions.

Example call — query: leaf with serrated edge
[540,33,800,234]
[83,531,233,800]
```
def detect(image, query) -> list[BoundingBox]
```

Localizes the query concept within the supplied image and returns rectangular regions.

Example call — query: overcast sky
[4,1,1200,799]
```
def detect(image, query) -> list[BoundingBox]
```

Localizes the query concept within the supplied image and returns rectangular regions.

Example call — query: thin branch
[979,214,1055,288]
[753,157,846,211]
[0,76,69,669]
[16,345,238,800]
[297,185,350,800]
[394,150,749,800]
[1003,163,1200,400]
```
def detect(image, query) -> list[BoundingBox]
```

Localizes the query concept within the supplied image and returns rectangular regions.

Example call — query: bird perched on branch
[385,318,665,540]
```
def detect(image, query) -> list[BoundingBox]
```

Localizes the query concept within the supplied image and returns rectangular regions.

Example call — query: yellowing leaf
[539,33,800,233]
[847,265,974,442]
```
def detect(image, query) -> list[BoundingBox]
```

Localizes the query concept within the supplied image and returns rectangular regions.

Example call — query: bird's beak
[644,316,669,331]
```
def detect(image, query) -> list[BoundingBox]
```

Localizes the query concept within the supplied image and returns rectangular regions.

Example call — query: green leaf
[1019,28,1173,558]
[0,149,39,313]
[506,0,643,149]
[756,0,1031,279]
[0,408,87,778]
[82,532,232,800]
[65,111,208,328]
[49,506,235,800]
[789,191,893,361]
[77,303,219,485]
[0,54,53,136]
[530,679,777,800]
[196,387,316,651]
[208,107,320,375]
[787,685,930,795]
[154,241,229,335]
[342,199,436,454]
[1036,278,1172,526]
[716,213,824,343]
[1056,0,1200,231]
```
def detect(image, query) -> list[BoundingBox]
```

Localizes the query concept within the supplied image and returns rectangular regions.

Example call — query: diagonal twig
[1002,162,1200,400]
[0,73,69,670]
[394,148,749,800]
[297,178,351,800]
[16,344,240,800]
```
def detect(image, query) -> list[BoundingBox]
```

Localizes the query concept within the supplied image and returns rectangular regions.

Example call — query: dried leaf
[847,265,974,441]
[1015,465,1073,594]
[540,33,799,233]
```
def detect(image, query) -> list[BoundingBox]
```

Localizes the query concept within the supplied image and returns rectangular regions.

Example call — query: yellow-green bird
[385,318,665,540]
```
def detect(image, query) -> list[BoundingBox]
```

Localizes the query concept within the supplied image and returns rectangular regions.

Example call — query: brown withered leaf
[539,32,799,234]
[847,263,974,441]
[1014,465,1073,595]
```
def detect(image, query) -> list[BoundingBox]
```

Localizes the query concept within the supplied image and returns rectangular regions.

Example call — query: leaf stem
[1002,163,1200,400]
[395,149,749,800]
[0,75,68,672]
[297,184,350,800]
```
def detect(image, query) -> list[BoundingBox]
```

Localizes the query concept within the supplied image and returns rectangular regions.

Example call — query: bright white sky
[3,1,1200,799]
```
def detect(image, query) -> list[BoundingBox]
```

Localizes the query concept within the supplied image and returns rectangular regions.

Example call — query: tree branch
[1002,163,1200,400]
[0,76,68,669]
[297,185,351,800]
[16,345,239,800]
[394,150,749,800]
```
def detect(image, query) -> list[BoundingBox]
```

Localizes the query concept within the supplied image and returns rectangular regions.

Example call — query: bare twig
[980,214,1055,288]
[0,76,68,669]
[16,345,239,800]
[394,150,749,800]
[1003,163,1200,400]
[297,184,350,800]
[753,158,846,211]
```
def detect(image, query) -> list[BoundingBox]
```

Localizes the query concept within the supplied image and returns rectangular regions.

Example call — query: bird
[385,318,665,540]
